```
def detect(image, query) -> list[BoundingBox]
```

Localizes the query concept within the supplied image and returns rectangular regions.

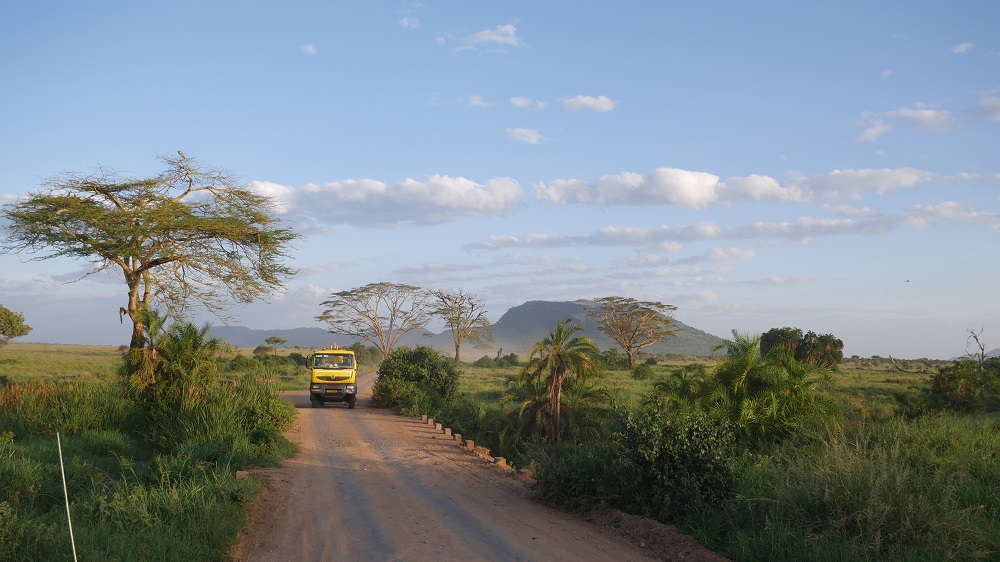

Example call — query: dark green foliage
[533,440,624,510]
[348,341,379,367]
[472,353,520,368]
[760,326,844,369]
[534,401,735,519]
[644,356,658,366]
[631,363,654,380]
[287,352,308,367]
[924,358,1000,413]
[0,303,31,347]
[472,355,496,367]
[702,331,837,443]
[599,348,629,370]
[373,346,459,404]
[614,402,735,517]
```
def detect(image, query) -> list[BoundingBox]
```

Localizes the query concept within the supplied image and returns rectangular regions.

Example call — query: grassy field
[456,356,944,416]
[4,343,996,560]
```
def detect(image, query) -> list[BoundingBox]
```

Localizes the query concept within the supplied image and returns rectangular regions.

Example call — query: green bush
[472,355,497,368]
[924,358,1000,413]
[534,440,624,510]
[375,346,459,401]
[614,400,735,518]
[287,352,308,367]
[599,348,629,370]
[631,363,654,380]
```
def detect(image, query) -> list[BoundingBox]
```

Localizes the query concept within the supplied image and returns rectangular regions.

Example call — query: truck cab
[308,347,358,409]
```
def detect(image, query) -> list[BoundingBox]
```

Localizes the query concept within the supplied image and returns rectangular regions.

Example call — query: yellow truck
[308,347,358,409]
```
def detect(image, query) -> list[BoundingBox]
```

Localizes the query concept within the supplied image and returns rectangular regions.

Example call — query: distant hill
[210,299,725,358]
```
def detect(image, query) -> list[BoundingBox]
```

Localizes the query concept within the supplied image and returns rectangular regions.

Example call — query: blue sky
[1,1,998,359]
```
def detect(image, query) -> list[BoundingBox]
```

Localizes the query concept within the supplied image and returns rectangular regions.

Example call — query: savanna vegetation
[375,320,1000,562]
[0,318,300,561]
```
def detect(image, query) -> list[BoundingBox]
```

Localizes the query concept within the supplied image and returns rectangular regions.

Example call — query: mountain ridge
[210,299,726,357]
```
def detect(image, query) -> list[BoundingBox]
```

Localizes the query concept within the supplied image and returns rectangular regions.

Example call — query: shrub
[472,355,497,368]
[631,363,654,380]
[287,352,308,367]
[924,358,1000,413]
[499,353,520,367]
[599,348,629,370]
[614,400,735,517]
[375,346,459,401]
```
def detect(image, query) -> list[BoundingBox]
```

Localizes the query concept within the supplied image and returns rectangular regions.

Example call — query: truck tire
[309,395,318,408]
[347,396,357,409]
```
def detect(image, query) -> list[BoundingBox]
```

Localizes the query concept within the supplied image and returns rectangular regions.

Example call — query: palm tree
[706,330,834,440]
[520,319,600,443]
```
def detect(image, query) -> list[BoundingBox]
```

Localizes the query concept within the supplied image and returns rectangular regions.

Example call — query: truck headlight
[346,384,357,393]
[310,384,320,390]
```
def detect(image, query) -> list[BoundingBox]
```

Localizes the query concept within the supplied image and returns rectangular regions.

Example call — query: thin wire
[57,431,79,562]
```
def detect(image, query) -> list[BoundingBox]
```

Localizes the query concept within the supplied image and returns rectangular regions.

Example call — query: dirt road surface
[230,370,726,562]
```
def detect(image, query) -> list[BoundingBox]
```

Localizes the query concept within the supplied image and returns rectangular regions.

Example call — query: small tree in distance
[0,304,32,348]
[318,282,432,360]
[265,336,287,356]
[430,288,493,363]
[589,296,676,370]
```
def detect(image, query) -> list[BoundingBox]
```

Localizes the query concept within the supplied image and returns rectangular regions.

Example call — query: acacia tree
[0,153,299,350]
[520,319,600,443]
[317,282,431,360]
[0,304,32,347]
[265,336,287,356]
[430,288,493,363]
[589,296,676,369]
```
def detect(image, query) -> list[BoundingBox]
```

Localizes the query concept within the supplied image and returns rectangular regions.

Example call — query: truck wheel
[309,396,318,408]
[348,396,357,409]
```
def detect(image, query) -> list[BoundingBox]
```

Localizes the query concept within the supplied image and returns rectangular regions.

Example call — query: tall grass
[683,413,1000,561]
[0,359,297,561]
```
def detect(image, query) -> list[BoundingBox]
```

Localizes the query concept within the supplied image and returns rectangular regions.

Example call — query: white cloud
[906,201,1000,228]
[505,128,543,144]
[564,95,616,112]
[694,247,756,265]
[511,97,548,109]
[805,168,933,198]
[535,168,720,207]
[858,118,895,141]
[881,69,892,78]
[399,17,420,29]
[473,213,899,252]
[858,104,957,140]
[889,105,957,132]
[300,44,317,55]
[468,95,493,107]
[951,42,974,54]
[718,174,808,202]
[447,24,523,52]
[249,181,296,214]
[254,175,523,228]
[534,166,935,207]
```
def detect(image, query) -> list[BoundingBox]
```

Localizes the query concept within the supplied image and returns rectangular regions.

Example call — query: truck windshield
[313,354,354,369]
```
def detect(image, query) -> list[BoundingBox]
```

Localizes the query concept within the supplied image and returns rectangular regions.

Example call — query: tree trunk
[127,276,144,350]
[627,349,636,370]
[551,368,564,444]
[455,344,461,364]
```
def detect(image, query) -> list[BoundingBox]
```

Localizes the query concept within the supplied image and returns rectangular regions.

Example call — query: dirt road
[230,370,725,562]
